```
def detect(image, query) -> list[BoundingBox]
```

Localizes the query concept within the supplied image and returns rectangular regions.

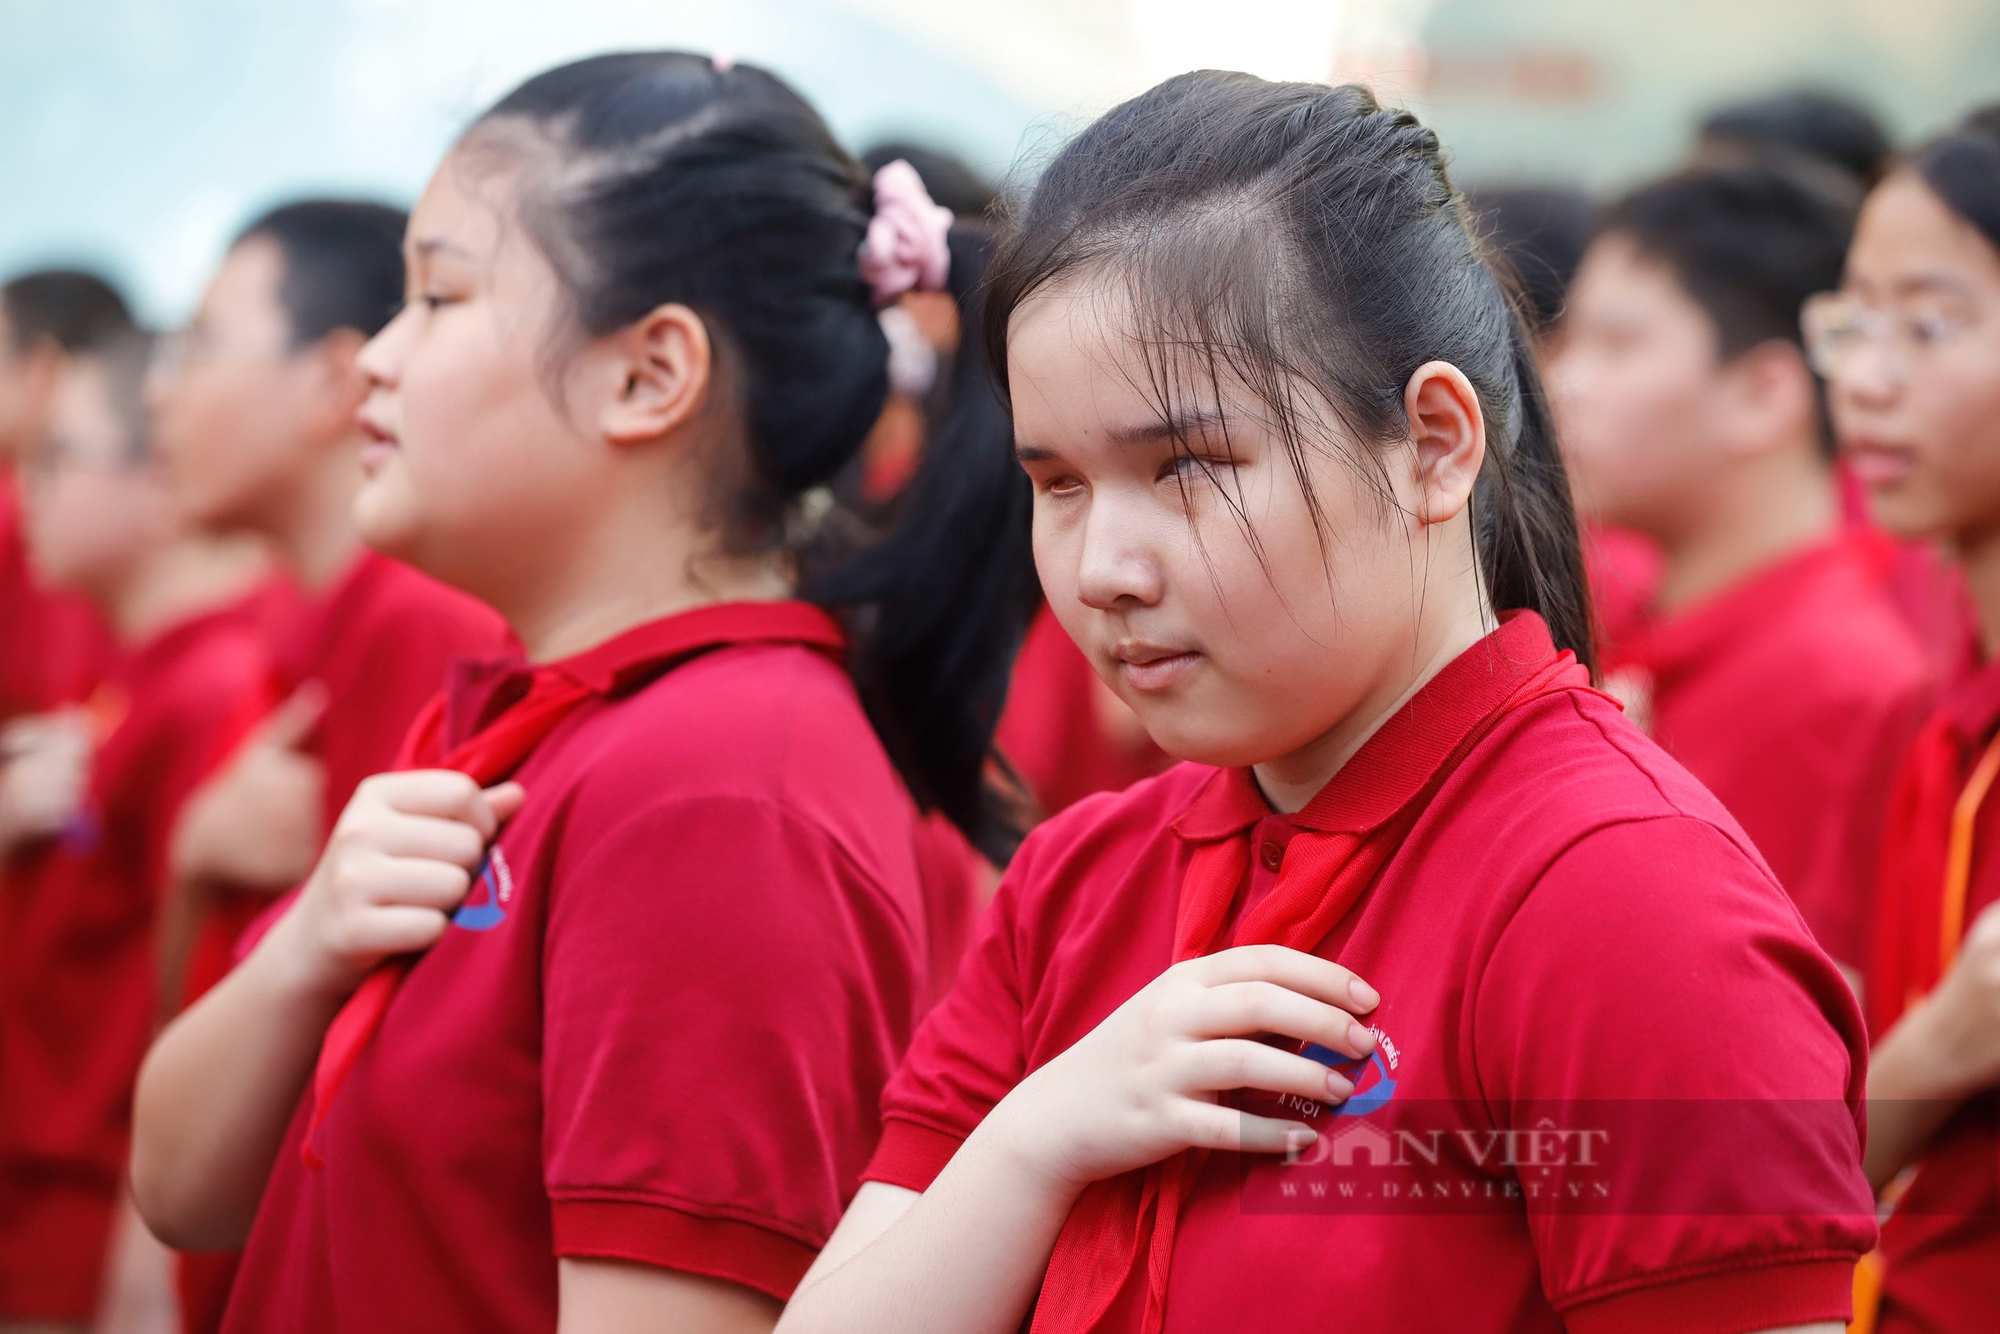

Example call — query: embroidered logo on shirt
[452,845,514,932]
[1303,1024,1400,1118]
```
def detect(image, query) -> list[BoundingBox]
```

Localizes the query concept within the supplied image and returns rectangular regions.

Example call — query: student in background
[1822,105,2000,1334]
[781,72,1871,1334]
[0,332,268,1332]
[1699,90,1976,677]
[1549,159,1930,978]
[143,198,510,1333]
[0,270,128,720]
[1699,89,1893,187]
[132,52,1035,1333]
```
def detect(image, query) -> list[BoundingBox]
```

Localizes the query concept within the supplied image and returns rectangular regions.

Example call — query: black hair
[985,71,1594,673]
[860,142,999,219]
[1603,159,1858,455]
[85,330,157,464]
[235,199,409,348]
[1700,90,1892,186]
[1911,104,2000,258]
[472,52,1038,860]
[1,269,132,355]
[1469,185,1596,337]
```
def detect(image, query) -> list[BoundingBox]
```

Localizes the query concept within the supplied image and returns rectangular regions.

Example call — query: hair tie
[859,160,953,308]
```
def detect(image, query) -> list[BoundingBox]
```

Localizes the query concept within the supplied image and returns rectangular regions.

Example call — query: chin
[351,481,424,564]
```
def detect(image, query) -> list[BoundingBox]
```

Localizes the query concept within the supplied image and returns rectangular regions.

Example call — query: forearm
[130,910,350,1249]
[1863,1001,1971,1193]
[781,1110,1079,1334]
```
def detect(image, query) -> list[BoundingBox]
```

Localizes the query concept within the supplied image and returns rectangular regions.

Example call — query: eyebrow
[410,235,475,261]
[1014,409,1231,463]
[1889,274,1976,299]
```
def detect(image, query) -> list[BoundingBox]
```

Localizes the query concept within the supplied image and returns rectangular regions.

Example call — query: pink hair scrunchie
[859,159,953,308]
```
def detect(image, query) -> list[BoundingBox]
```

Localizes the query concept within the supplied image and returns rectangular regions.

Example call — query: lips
[1111,643,1201,692]
[355,413,398,473]
[1843,439,1917,487]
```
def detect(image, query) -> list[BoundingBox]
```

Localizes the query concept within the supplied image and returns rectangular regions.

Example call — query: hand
[987,944,1381,1194]
[267,770,525,1000]
[0,707,93,857]
[170,685,328,892]
[1910,898,2000,1098]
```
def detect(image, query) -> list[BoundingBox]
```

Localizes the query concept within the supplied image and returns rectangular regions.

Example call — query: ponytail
[1473,315,1595,673]
[807,224,1042,863]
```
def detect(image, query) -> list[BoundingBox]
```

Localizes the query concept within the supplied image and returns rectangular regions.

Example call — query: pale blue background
[4,0,1998,324]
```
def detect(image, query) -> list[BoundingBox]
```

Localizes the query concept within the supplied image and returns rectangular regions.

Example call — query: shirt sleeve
[1472,815,1876,1334]
[540,791,922,1301]
[862,830,1044,1193]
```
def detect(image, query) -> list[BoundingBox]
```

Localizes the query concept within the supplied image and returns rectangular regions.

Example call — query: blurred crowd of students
[0,55,1992,1334]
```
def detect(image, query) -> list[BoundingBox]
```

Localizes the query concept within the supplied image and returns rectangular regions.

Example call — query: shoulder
[547,642,919,881]
[990,763,1213,928]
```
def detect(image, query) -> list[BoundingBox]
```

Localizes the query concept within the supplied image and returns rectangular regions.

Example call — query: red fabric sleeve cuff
[1561,1256,1857,1334]
[860,1118,967,1193]
[551,1199,820,1302]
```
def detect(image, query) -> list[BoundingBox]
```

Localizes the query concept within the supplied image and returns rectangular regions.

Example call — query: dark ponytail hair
[1912,104,2000,257]
[984,72,1594,673]
[472,53,1038,860]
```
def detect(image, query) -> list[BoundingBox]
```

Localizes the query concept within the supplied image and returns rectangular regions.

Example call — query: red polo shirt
[868,614,1875,1334]
[1871,653,2000,1334]
[1605,535,1931,969]
[0,600,268,1321]
[223,608,937,1332]
[0,469,108,718]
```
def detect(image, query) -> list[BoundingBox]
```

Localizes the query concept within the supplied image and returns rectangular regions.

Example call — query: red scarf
[301,600,845,1168]
[1868,672,2000,1039]
[1029,614,1594,1334]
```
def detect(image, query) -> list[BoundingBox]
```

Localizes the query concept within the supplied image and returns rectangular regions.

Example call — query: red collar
[1171,611,1566,841]
[546,599,845,695]
[1606,534,1858,679]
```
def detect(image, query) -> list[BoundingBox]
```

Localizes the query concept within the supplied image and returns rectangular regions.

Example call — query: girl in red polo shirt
[130,52,1036,1333]
[779,73,1875,1334]
[1813,106,2000,1333]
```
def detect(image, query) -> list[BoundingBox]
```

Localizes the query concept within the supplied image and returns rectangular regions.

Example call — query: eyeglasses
[1801,290,1978,384]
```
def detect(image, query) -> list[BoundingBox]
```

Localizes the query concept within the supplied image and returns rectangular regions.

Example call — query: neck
[487,476,796,664]
[1956,523,2000,662]
[1251,564,1492,815]
[103,535,266,645]
[1652,442,1837,614]
[268,436,365,592]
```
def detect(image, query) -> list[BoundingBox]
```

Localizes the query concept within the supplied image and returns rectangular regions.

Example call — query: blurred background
[5,0,1999,324]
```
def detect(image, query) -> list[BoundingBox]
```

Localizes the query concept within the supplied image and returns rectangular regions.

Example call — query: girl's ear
[1402,360,1486,526]
[600,303,713,447]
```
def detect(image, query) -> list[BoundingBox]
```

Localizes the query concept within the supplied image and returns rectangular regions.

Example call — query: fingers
[254,681,329,752]
[328,851,472,912]
[484,782,527,824]
[356,770,506,840]
[1187,945,1380,1015]
[1177,1038,1355,1104]
[1170,1102,1320,1157]
[1188,980,1376,1058]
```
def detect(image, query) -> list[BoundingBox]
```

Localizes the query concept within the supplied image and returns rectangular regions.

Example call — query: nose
[1831,338,1902,410]
[1073,488,1165,612]
[355,308,407,390]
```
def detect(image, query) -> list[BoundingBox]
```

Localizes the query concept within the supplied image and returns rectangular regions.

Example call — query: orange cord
[1854,727,2000,1334]
[1940,729,2000,972]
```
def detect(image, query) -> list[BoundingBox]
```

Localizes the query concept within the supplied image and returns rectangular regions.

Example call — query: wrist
[974,1084,1093,1205]
[1886,996,1985,1103]
[252,904,364,1015]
